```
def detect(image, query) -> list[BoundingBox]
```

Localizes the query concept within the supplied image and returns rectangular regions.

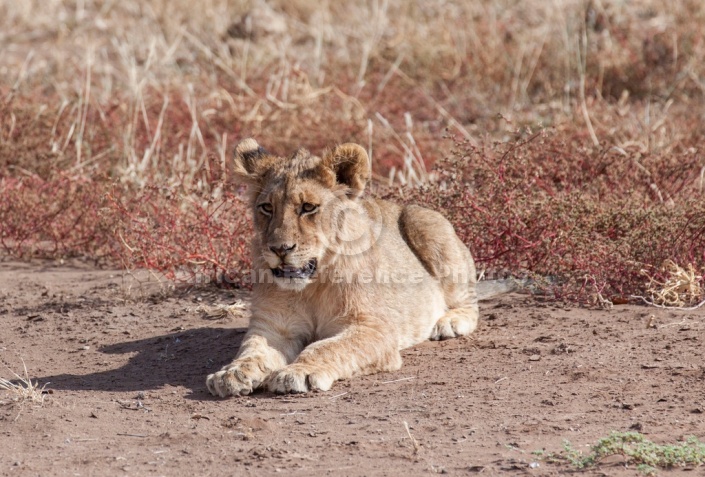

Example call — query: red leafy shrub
[0,174,110,261]
[101,186,252,286]
[2,123,703,304]
[0,174,253,286]
[393,130,705,304]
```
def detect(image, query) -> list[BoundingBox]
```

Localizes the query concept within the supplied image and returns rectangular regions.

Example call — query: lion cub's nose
[269,244,296,258]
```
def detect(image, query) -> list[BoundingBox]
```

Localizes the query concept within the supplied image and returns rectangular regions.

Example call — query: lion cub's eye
[301,202,318,215]
[258,203,273,215]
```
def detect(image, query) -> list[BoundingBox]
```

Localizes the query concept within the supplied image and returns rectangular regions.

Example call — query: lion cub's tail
[476,278,531,301]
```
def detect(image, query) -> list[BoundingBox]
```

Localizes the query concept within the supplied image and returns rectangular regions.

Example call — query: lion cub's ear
[233,138,268,184]
[324,143,371,198]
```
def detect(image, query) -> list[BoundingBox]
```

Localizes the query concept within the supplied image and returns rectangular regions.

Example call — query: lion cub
[207,139,480,396]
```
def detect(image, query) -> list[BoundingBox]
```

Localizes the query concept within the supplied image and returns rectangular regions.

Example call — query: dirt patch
[1,261,703,476]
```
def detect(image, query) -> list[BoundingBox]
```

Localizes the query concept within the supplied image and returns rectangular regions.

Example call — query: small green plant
[535,432,705,474]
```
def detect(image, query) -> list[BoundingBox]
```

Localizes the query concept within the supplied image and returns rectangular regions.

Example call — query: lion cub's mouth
[271,258,318,279]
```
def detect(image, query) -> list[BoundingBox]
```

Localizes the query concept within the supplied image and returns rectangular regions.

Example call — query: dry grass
[3,0,704,177]
[0,360,48,407]
[636,260,705,309]
[1,0,704,303]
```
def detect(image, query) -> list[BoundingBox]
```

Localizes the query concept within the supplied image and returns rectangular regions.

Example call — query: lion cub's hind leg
[431,249,480,340]
[429,300,479,341]
[430,262,479,341]
[399,205,480,341]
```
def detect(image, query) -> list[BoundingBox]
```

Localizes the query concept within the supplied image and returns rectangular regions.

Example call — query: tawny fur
[206,139,479,396]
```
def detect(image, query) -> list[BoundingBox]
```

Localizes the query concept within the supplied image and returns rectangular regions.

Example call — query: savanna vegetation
[1,0,704,305]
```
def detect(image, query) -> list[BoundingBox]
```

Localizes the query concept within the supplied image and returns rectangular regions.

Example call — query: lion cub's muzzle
[271,258,318,279]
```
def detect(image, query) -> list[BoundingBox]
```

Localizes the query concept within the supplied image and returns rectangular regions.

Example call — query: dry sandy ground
[0,260,703,476]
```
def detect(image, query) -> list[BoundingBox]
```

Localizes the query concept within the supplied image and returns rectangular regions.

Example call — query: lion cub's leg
[429,297,479,340]
[267,317,401,394]
[431,259,479,340]
[429,260,479,340]
[399,204,480,341]
[206,319,303,397]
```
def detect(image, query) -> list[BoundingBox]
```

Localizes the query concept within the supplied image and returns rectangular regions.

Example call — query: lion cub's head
[233,138,375,291]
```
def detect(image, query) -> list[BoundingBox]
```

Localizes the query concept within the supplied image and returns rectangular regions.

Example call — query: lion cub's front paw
[206,360,263,397]
[267,365,334,394]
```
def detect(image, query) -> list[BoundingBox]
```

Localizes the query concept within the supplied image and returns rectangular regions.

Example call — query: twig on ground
[196,301,247,320]
[403,421,420,454]
[379,376,415,385]
[631,296,705,311]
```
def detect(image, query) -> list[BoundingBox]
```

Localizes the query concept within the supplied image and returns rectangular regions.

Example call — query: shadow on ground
[36,327,246,399]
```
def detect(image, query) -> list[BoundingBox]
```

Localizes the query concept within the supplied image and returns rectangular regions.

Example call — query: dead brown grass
[639,260,704,308]
[0,360,47,407]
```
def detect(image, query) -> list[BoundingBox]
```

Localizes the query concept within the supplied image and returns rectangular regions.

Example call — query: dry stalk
[195,301,247,320]
[577,17,600,148]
